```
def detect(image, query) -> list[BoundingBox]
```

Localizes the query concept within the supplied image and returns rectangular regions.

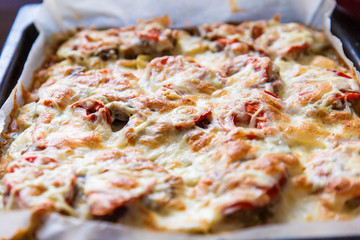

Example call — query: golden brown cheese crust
[1,16,360,233]
[85,149,183,216]
[295,142,360,210]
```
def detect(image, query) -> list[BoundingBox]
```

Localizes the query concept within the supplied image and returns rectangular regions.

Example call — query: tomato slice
[216,38,238,45]
[328,69,352,79]
[286,44,309,54]
[344,92,360,100]
[139,28,161,41]
[333,90,360,102]
[72,99,112,126]
[244,102,266,129]
[261,89,280,99]
[195,110,212,128]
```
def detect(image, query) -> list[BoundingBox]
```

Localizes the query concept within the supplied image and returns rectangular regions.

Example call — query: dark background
[0,0,359,55]
[0,0,42,54]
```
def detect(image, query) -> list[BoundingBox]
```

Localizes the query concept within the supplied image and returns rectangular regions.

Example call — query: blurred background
[0,0,359,54]
[0,0,41,53]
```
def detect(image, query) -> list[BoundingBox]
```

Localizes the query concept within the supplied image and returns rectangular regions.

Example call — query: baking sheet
[37,211,360,240]
[2,0,360,239]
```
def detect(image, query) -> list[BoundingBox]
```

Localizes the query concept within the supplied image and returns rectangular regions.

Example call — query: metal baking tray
[0,4,39,107]
[0,3,360,240]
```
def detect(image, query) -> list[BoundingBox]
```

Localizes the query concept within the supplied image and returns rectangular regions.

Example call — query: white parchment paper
[2,0,360,239]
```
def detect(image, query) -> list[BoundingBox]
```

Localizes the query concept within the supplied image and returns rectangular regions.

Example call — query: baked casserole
[1,16,360,233]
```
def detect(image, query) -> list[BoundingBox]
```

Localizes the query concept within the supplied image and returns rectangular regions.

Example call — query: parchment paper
[2,0,360,239]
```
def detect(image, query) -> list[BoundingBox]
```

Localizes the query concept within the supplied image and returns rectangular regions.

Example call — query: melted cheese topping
[1,16,360,233]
